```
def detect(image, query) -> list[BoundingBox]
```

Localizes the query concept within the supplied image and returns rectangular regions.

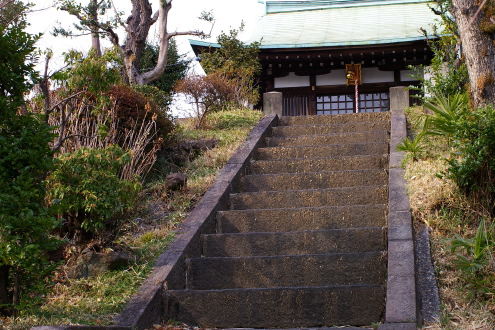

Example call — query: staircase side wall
[114,115,279,329]
[380,87,417,330]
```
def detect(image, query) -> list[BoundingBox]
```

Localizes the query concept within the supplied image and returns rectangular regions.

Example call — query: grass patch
[0,108,263,329]
[402,107,495,329]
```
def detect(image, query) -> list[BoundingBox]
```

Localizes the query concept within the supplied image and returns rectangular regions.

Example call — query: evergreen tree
[0,0,60,314]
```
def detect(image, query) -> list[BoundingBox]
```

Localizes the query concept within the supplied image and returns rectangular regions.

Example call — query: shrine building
[191,0,438,116]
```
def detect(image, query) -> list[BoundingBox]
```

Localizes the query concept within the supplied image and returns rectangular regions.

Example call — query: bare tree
[58,0,211,85]
[450,0,495,108]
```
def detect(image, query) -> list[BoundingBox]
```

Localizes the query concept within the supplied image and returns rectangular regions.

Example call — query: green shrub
[47,145,141,242]
[423,93,470,142]
[396,131,425,162]
[443,106,495,208]
[449,219,495,298]
[0,0,60,314]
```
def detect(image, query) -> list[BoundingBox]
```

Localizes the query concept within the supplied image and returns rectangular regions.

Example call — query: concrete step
[256,142,389,160]
[241,169,388,191]
[280,112,390,126]
[272,121,390,137]
[217,204,387,233]
[186,252,386,290]
[266,130,389,147]
[202,227,386,257]
[250,154,388,174]
[230,185,387,210]
[165,285,385,328]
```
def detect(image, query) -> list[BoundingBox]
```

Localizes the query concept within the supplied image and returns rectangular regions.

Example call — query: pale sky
[26,0,265,116]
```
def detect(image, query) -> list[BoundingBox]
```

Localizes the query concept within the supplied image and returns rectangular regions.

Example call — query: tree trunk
[89,0,102,56]
[451,0,495,108]
[91,31,102,57]
[0,265,10,307]
[124,0,155,84]
[12,270,19,307]
[140,2,172,85]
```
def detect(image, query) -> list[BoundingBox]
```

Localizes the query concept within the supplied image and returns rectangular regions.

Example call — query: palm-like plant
[396,131,425,162]
[423,92,470,143]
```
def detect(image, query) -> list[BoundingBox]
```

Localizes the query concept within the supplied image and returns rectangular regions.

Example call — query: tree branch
[469,0,488,26]
[110,0,131,34]
[150,10,159,25]
[166,30,209,38]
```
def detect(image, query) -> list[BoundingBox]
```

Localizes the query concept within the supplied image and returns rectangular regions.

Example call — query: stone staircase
[165,112,390,328]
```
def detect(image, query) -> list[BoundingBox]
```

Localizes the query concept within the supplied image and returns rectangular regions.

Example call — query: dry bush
[175,73,237,129]
[30,84,174,181]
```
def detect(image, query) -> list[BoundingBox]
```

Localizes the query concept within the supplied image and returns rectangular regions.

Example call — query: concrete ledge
[388,210,413,241]
[415,224,441,324]
[388,240,415,276]
[389,108,407,169]
[113,114,279,329]
[389,168,410,212]
[384,107,417,327]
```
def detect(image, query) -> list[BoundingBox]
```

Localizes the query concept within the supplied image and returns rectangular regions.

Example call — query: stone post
[389,86,409,112]
[263,91,283,117]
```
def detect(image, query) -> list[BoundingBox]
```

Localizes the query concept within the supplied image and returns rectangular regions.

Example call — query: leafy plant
[449,219,495,297]
[396,131,425,162]
[0,0,60,314]
[47,145,141,242]
[442,106,495,209]
[423,92,469,143]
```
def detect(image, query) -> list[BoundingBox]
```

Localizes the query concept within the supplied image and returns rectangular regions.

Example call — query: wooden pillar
[309,75,317,115]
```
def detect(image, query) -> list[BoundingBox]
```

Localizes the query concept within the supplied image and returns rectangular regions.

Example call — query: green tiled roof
[250,0,438,48]
[265,0,432,14]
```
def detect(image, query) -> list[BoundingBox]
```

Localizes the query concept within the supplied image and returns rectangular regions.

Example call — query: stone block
[187,252,386,289]
[202,227,386,257]
[272,120,389,136]
[390,87,410,111]
[385,275,417,323]
[263,91,283,116]
[217,204,387,233]
[251,154,389,174]
[166,286,385,328]
[280,111,389,126]
[388,240,415,276]
[241,169,388,192]
[256,143,389,160]
[230,185,387,210]
[266,130,389,147]
[388,210,413,241]
[389,169,410,212]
